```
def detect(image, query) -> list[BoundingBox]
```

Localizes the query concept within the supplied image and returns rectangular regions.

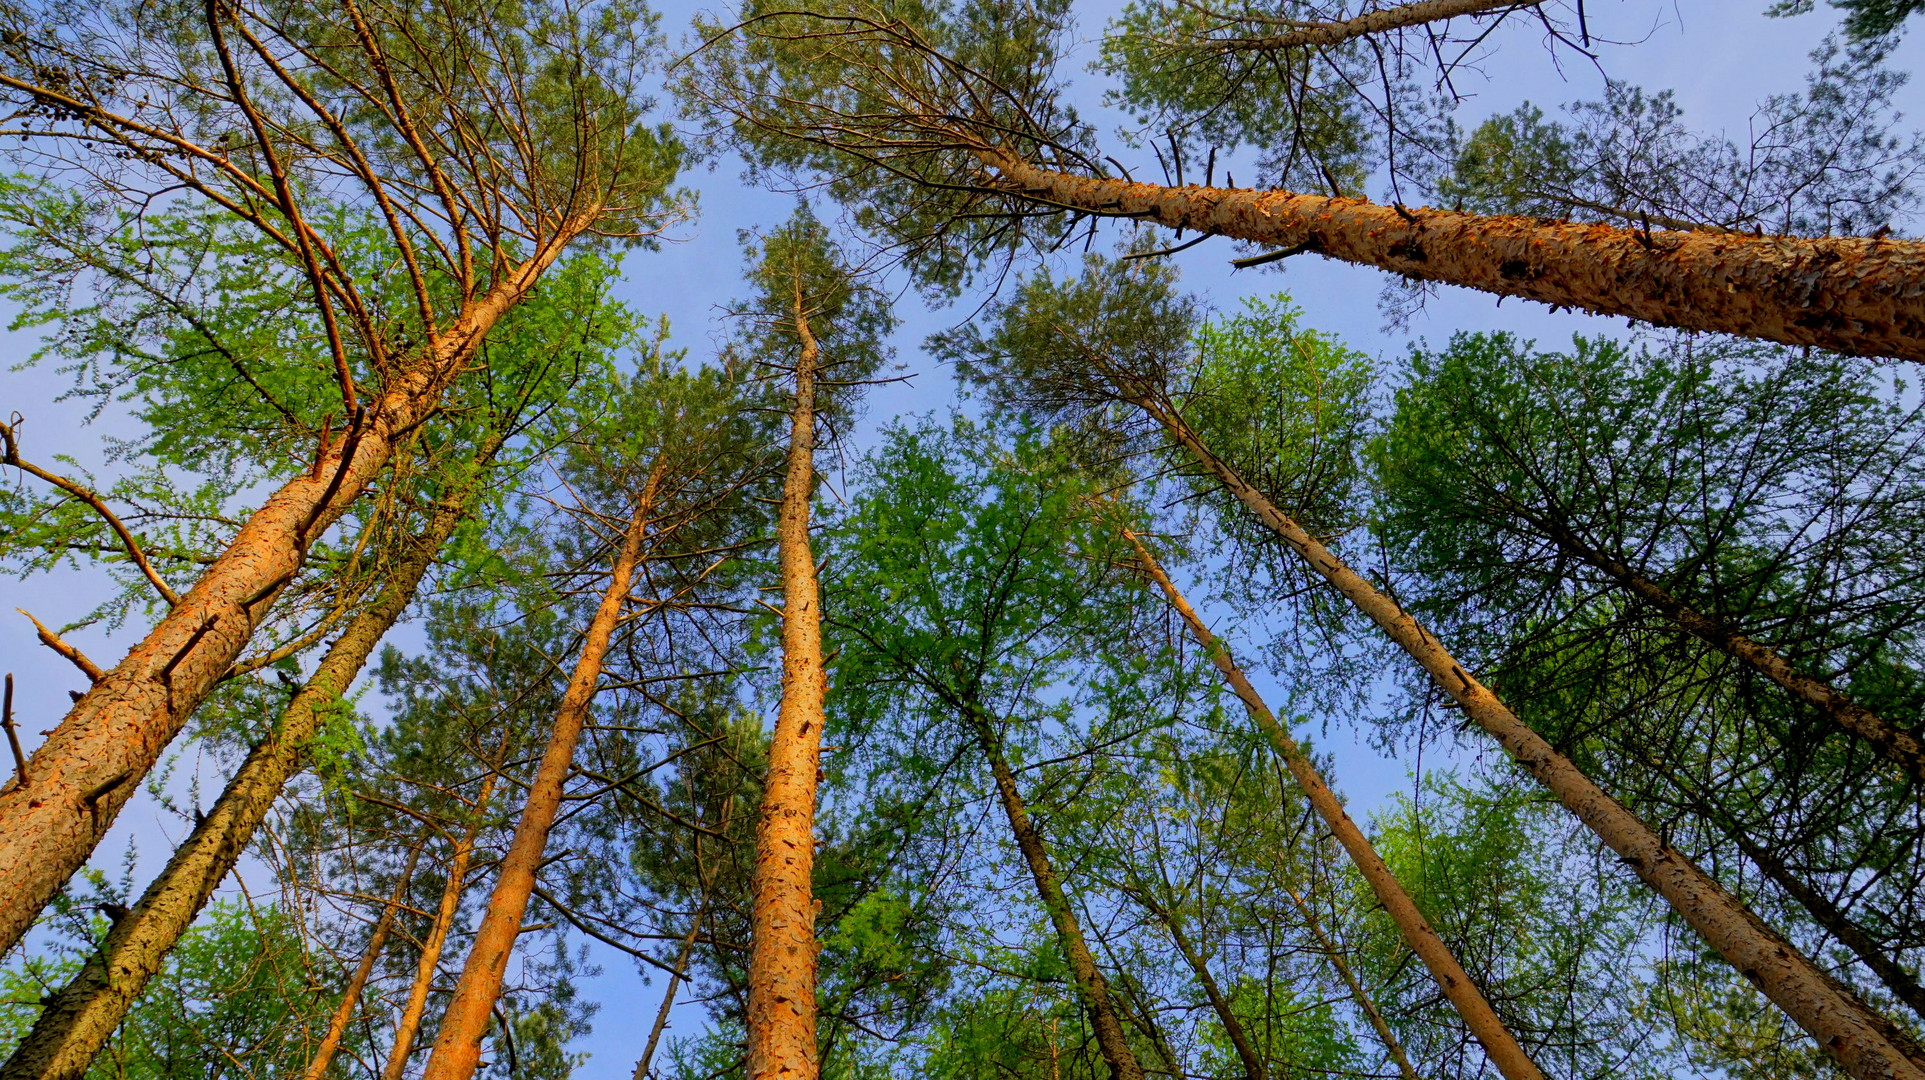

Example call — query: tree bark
[632,908,705,1080]
[1280,884,1421,1080]
[1133,394,1925,1080]
[1121,527,1544,1080]
[1132,892,1267,1080]
[0,219,591,958]
[382,767,504,1080]
[972,715,1147,1080]
[420,457,662,1080]
[298,841,424,1080]
[979,151,1925,364]
[1198,0,1543,53]
[745,279,831,1080]
[1514,505,1925,782]
[0,451,501,1080]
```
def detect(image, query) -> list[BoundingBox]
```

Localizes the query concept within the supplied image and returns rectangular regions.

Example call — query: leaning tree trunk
[419,459,662,1080]
[1131,393,1925,1080]
[382,765,505,1080]
[978,151,1925,364]
[0,446,506,1080]
[1513,505,1925,782]
[1202,0,1543,53]
[0,219,590,958]
[1131,891,1266,1080]
[1120,527,1545,1080]
[972,713,1147,1080]
[744,281,831,1080]
[301,841,426,1080]
[1280,883,1421,1080]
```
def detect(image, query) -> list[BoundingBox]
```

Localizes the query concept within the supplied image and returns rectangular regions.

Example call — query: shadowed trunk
[1122,527,1544,1080]
[0,220,591,959]
[420,458,663,1080]
[1280,883,1421,1080]
[1131,393,1925,1080]
[745,278,830,1080]
[1131,891,1267,1080]
[0,448,505,1080]
[981,151,1925,363]
[1513,504,1925,782]
[633,908,705,1080]
[972,712,1147,1080]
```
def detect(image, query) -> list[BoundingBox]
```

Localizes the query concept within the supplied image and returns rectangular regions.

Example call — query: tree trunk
[0,220,590,958]
[1121,527,1544,1080]
[382,767,504,1080]
[745,280,830,1080]
[1134,394,1925,1080]
[1133,892,1267,1080]
[979,152,1925,364]
[1280,883,1420,1080]
[1201,0,1543,53]
[300,841,425,1080]
[0,450,502,1080]
[420,458,662,1080]
[632,908,705,1080]
[1514,505,1925,782]
[972,715,1147,1080]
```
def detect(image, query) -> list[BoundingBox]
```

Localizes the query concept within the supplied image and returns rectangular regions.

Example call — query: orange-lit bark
[0,220,591,959]
[302,843,426,1080]
[382,769,503,1080]
[1122,528,1543,1080]
[0,460,495,1080]
[1197,0,1542,53]
[982,152,1925,363]
[745,284,829,1080]
[1135,396,1925,1080]
[419,460,661,1080]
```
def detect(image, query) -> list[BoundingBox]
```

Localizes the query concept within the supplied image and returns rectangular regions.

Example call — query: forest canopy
[2,1,1925,1080]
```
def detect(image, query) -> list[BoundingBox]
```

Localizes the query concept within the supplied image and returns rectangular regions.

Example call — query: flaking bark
[0,452,501,1080]
[1121,527,1544,1080]
[1132,393,1925,1080]
[745,282,831,1080]
[0,220,591,959]
[420,459,662,1080]
[982,152,1925,363]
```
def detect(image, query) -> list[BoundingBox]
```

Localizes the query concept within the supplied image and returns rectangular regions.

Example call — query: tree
[0,0,687,956]
[687,0,1925,361]
[947,254,1925,1080]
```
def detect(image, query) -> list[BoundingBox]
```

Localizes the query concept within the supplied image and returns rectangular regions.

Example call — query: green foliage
[1,902,335,1080]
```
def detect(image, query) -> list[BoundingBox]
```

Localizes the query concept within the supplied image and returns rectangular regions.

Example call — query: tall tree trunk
[1646,757,1925,1024]
[632,907,705,1080]
[1131,891,1267,1080]
[1131,394,1925,1080]
[978,151,1925,363]
[1120,528,1544,1080]
[745,280,830,1080]
[972,714,1147,1080]
[1280,883,1421,1080]
[0,220,590,958]
[1200,0,1543,53]
[382,767,504,1080]
[0,446,505,1080]
[1514,505,1925,781]
[420,458,662,1080]
[301,841,426,1080]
